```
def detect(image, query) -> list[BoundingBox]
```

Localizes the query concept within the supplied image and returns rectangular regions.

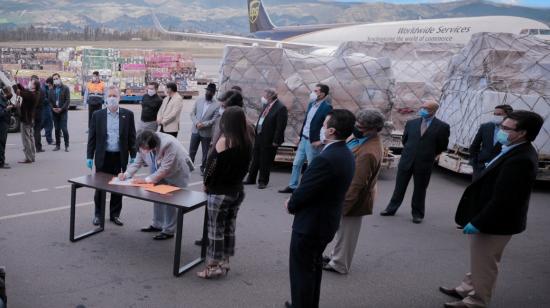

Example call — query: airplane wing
[151,11,327,49]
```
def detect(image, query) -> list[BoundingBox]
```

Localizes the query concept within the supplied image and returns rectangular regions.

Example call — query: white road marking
[55,185,70,189]
[31,188,49,193]
[6,192,25,197]
[0,201,94,221]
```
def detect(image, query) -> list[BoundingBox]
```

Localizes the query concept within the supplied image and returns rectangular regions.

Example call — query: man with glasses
[440,110,544,308]
[469,105,513,180]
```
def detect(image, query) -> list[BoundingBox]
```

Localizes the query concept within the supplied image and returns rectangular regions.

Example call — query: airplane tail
[248,0,275,33]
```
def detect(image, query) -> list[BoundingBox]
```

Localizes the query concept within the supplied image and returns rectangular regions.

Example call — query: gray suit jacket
[190,97,220,137]
[125,132,190,187]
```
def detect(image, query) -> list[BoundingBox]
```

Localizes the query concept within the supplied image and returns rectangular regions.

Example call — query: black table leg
[69,186,104,242]
[173,204,207,276]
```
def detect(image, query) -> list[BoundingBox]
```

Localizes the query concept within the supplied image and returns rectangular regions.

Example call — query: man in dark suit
[381,100,450,223]
[439,111,543,308]
[284,109,356,308]
[87,86,136,226]
[48,73,71,152]
[244,88,288,189]
[469,104,513,180]
[279,83,333,193]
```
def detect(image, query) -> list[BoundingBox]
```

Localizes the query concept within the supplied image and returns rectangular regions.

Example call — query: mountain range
[0,0,548,34]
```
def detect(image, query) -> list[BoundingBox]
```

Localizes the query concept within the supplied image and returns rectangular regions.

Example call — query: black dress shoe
[243,179,256,185]
[53,146,60,151]
[412,217,423,224]
[439,286,463,300]
[153,232,174,240]
[110,217,124,226]
[194,239,206,246]
[322,264,343,274]
[141,225,162,232]
[278,186,295,193]
[380,209,396,216]
[0,164,10,169]
[284,301,292,308]
[258,183,267,189]
[37,149,45,153]
[92,217,101,226]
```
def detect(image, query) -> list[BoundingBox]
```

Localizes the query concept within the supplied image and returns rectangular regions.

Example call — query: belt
[302,135,309,140]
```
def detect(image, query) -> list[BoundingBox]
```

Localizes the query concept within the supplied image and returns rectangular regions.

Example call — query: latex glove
[86,159,93,170]
[129,157,135,164]
[463,223,480,234]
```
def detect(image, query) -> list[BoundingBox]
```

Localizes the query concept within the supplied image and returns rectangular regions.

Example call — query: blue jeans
[289,138,320,189]
[41,105,53,144]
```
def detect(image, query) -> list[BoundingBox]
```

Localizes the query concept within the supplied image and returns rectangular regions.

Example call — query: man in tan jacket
[157,82,184,138]
[323,109,385,274]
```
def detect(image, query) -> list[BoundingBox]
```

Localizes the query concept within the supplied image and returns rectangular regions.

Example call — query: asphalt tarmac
[1,75,549,308]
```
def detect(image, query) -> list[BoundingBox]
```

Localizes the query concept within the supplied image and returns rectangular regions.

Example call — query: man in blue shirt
[87,86,136,226]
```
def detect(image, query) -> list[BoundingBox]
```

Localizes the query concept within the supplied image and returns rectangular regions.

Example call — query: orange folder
[145,184,181,195]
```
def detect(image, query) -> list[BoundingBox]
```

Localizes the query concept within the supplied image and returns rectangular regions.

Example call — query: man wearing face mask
[120,130,191,240]
[30,75,45,153]
[48,73,70,152]
[380,100,450,224]
[13,80,40,164]
[157,82,184,138]
[469,105,513,180]
[84,71,105,129]
[322,109,385,275]
[189,83,220,174]
[440,111,543,308]
[0,84,14,169]
[87,86,136,226]
[140,82,163,131]
[279,83,333,194]
[284,109,356,308]
[244,88,288,189]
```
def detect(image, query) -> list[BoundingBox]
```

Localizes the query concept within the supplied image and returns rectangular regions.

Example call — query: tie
[420,120,428,136]
[150,152,157,172]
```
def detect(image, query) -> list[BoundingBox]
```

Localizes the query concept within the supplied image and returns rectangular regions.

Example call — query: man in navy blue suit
[284,109,356,308]
[279,83,333,194]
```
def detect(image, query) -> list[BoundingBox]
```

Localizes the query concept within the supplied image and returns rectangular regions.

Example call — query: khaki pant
[327,215,363,274]
[454,233,512,307]
[21,123,36,162]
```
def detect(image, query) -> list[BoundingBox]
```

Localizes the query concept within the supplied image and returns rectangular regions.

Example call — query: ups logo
[249,0,260,24]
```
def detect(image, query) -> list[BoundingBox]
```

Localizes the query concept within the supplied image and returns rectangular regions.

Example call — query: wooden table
[68,172,207,276]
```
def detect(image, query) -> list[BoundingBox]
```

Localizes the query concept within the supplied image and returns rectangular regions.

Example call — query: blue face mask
[418,108,430,118]
[496,129,511,146]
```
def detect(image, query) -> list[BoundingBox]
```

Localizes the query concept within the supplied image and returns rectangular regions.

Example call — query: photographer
[13,81,40,164]
[0,84,14,169]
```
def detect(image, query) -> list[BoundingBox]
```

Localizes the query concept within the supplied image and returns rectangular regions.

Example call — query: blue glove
[129,157,135,164]
[86,159,93,170]
[463,223,480,234]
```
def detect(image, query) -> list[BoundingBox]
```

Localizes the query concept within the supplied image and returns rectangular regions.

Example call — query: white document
[109,177,134,186]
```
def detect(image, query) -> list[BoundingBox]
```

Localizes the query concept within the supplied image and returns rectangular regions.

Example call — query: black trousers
[386,166,432,219]
[94,152,123,219]
[160,126,178,138]
[189,132,211,171]
[289,231,330,308]
[33,116,42,151]
[88,103,102,128]
[52,111,69,147]
[247,140,278,185]
[0,122,7,166]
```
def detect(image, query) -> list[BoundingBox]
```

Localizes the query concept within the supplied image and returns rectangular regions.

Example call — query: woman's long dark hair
[219,106,252,152]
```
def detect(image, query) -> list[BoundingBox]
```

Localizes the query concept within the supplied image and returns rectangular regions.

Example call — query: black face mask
[352,128,364,139]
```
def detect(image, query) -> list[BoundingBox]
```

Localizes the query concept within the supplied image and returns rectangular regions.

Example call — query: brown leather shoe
[444,300,468,308]
[439,286,463,300]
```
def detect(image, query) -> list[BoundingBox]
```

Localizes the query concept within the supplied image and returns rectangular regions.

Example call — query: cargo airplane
[152,0,550,51]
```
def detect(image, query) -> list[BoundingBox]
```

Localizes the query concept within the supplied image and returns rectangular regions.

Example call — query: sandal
[196,264,225,279]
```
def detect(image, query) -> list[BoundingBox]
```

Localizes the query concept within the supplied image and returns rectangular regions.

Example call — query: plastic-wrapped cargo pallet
[437,32,550,179]
[219,45,393,147]
[335,42,463,140]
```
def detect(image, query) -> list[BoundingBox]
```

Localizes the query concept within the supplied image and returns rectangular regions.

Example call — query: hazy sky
[335,0,549,8]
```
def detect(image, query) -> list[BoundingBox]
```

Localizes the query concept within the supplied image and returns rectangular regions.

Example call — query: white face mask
[309,92,317,102]
[106,96,119,109]
[147,89,156,96]
[492,115,504,124]
[261,97,268,105]
[320,126,327,144]
[53,79,61,86]
[218,107,225,115]
[93,77,99,82]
